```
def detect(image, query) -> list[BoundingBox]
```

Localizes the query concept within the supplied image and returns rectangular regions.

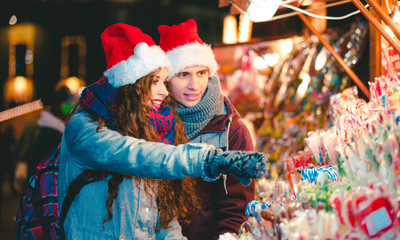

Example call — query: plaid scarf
[79,76,118,129]
[79,77,175,143]
[176,74,223,139]
[147,104,175,145]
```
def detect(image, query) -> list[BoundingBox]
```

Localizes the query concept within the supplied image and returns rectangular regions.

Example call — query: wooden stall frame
[298,13,371,98]
[351,0,400,55]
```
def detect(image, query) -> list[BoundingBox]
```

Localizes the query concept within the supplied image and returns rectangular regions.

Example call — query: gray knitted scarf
[176,74,223,140]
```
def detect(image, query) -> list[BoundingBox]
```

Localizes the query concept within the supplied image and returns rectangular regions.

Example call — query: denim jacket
[58,109,214,239]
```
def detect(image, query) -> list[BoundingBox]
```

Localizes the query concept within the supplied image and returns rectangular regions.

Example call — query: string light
[223,15,238,44]
[9,15,17,25]
[315,51,327,71]
[279,39,293,56]
[234,0,367,23]
[265,53,280,66]
[13,76,28,94]
[238,13,252,43]
[253,56,268,69]
[246,0,282,22]
[4,76,34,104]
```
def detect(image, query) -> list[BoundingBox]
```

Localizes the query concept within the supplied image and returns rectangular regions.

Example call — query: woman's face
[150,67,169,109]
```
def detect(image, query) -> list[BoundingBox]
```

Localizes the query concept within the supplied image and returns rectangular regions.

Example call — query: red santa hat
[101,23,171,88]
[158,19,218,78]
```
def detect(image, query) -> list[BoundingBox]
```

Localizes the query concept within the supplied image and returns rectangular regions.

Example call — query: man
[158,19,255,240]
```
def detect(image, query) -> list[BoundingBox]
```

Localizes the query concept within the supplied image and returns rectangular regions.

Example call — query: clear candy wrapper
[330,185,399,239]
[304,132,326,165]
[218,232,239,240]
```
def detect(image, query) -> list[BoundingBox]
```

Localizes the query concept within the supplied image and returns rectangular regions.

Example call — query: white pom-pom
[134,42,149,58]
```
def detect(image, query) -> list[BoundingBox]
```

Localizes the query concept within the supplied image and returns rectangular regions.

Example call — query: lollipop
[301,167,338,184]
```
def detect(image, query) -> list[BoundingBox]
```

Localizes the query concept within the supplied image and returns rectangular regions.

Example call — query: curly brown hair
[94,68,200,229]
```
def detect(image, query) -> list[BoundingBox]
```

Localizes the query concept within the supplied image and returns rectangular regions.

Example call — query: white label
[365,207,392,236]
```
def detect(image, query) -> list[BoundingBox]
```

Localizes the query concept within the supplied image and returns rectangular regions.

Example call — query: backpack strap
[58,170,109,240]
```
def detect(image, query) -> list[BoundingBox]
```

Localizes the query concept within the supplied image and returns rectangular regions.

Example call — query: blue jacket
[58,109,215,239]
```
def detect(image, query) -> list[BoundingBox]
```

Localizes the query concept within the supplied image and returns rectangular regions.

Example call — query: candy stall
[216,0,400,239]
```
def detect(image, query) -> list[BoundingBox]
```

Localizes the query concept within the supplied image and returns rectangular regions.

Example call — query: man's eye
[179,73,188,78]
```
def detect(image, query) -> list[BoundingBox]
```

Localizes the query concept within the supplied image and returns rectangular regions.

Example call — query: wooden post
[351,0,400,54]
[364,0,400,40]
[369,7,382,82]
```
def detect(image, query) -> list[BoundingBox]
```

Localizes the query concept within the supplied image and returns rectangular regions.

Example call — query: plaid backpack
[15,143,105,239]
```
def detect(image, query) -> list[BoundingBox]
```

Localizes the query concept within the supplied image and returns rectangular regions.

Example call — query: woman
[63,70,198,239]
[58,23,267,239]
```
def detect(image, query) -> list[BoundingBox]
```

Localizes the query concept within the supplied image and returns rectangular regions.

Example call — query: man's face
[168,66,209,108]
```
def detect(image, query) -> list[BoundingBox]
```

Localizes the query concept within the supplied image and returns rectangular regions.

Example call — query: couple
[58,19,267,239]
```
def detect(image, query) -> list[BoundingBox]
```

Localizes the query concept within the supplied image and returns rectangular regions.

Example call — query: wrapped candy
[381,42,396,76]
[330,186,398,238]
[304,133,326,165]
[238,216,271,240]
[356,196,396,238]
[285,150,316,172]
[238,221,256,240]
[218,232,239,240]
[285,151,316,194]
[278,208,341,239]
[320,130,338,166]
[245,200,267,223]
[387,43,400,73]
[388,132,400,188]
[296,175,349,210]
[329,86,359,120]
[301,166,338,184]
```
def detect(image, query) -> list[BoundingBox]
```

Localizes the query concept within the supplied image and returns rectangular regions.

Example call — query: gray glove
[202,148,268,185]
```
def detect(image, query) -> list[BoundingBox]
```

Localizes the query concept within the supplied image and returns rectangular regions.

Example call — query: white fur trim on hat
[166,42,217,79]
[105,44,171,88]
